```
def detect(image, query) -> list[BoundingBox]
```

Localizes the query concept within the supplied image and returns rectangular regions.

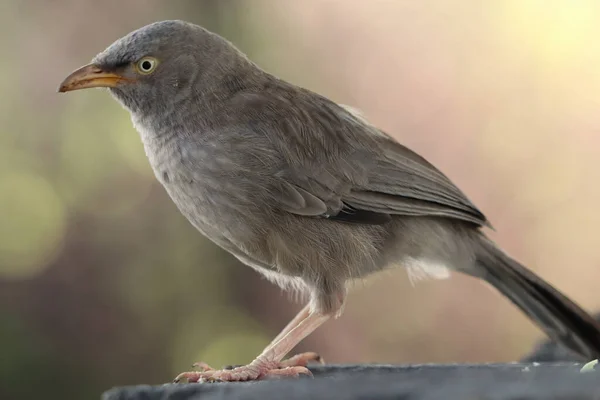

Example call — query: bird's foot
[174,352,323,383]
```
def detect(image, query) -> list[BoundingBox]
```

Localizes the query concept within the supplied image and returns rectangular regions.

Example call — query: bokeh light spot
[495,0,597,66]
[0,171,66,279]
[198,333,270,369]
[170,307,269,373]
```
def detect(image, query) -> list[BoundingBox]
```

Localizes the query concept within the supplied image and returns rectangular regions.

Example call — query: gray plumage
[72,20,600,360]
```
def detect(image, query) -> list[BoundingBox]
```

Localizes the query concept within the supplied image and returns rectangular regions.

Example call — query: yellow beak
[58,64,130,93]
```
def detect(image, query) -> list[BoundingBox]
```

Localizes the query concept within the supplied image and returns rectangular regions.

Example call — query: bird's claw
[174,365,313,383]
[174,352,322,383]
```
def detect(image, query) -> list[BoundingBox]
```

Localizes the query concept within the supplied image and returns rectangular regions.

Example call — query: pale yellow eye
[135,57,158,75]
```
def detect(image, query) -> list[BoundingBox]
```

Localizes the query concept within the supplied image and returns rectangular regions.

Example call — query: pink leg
[269,304,311,347]
[174,307,332,383]
[263,304,323,365]
[255,312,329,363]
[185,305,320,375]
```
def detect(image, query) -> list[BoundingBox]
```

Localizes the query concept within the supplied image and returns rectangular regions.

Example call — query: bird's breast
[139,132,264,240]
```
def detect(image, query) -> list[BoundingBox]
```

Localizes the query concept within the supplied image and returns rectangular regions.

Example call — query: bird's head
[58,20,246,114]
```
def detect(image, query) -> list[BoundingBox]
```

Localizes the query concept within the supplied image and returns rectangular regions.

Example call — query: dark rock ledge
[102,362,600,400]
[103,321,600,400]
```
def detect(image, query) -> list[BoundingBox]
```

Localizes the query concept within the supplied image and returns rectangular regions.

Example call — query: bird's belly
[162,181,306,288]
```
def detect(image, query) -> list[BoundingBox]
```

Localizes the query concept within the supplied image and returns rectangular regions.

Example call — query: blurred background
[3,0,600,398]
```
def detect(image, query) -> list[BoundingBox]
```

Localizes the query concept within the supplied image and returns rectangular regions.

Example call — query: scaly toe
[174,355,320,384]
[175,365,260,383]
[191,361,215,372]
[279,352,324,368]
[174,371,208,383]
[260,366,313,380]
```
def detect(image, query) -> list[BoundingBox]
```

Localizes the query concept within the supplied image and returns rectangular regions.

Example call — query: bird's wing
[272,148,489,227]
[255,93,490,228]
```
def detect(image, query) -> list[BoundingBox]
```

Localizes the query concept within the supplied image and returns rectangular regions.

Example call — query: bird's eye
[135,57,158,75]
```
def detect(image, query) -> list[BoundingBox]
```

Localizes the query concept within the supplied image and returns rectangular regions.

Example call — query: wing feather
[234,88,490,228]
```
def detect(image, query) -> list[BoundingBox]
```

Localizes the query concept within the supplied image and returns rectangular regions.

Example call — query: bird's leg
[265,304,323,367]
[269,304,311,346]
[174,306,331,383]
[187,305,320,372]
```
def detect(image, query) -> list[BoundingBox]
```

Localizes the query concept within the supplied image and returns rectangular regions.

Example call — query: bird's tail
[473,234,600,360]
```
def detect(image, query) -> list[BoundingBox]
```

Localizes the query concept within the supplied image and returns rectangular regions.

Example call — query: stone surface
[102,363,600,400]
[103,313,600,399]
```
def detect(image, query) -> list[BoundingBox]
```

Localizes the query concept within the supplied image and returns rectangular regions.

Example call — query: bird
[58,20,600,383]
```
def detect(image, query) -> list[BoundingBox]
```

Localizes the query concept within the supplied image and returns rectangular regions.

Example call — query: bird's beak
[58,63,129,93]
